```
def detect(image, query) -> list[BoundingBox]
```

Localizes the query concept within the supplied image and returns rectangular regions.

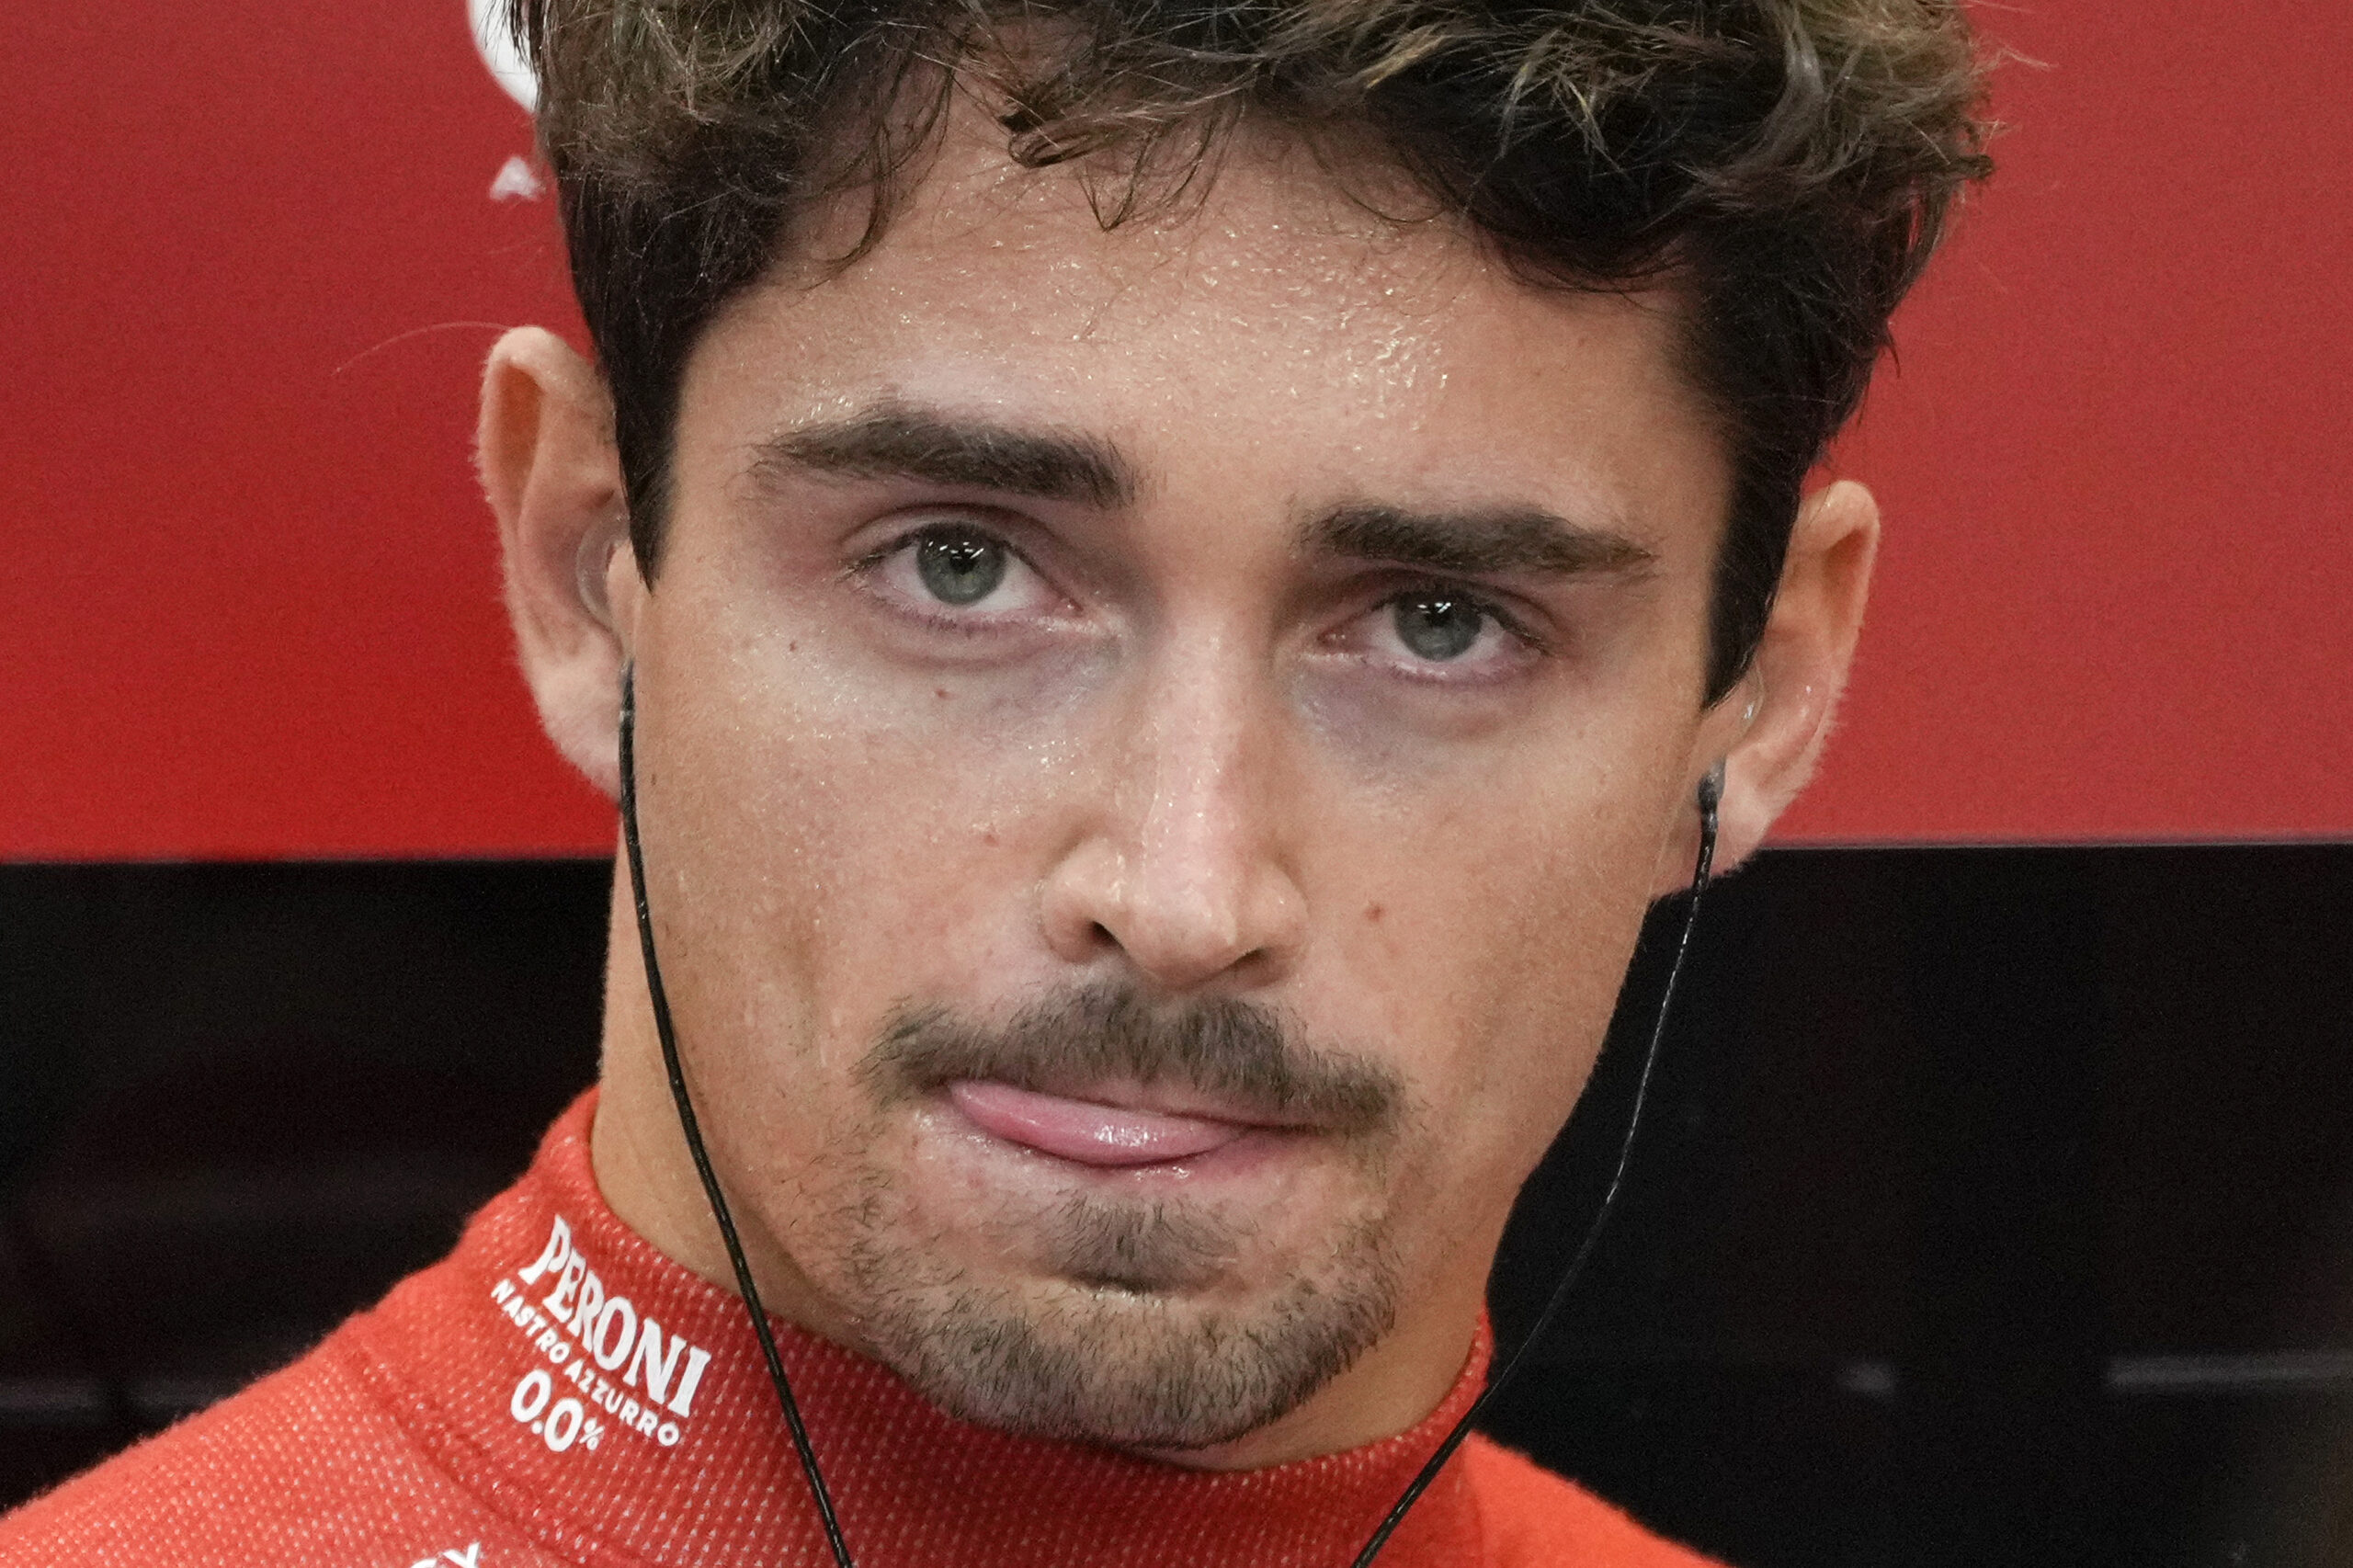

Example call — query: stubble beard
[840,1184,1404,1450]
[824,983,1411,1451]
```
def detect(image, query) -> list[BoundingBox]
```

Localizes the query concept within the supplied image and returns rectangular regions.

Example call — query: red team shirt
[2,1093,1720,1566]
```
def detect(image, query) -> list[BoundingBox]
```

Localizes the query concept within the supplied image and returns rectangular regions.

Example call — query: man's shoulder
[0,1324,544,1568]
[1461,1435,1725,1568]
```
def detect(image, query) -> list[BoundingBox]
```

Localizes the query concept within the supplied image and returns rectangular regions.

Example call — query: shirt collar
[349,1089,1490,1566]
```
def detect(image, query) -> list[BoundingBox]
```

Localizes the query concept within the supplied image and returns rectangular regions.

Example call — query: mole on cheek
[1365,903,1383,923]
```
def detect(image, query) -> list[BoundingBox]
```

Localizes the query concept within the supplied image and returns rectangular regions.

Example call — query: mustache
[858,983,1403,1136]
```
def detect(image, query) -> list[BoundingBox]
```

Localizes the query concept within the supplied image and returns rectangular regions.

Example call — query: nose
[1039,646,1308,993]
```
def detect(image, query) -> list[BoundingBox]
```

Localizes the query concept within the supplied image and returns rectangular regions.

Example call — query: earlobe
[478,325,634,800]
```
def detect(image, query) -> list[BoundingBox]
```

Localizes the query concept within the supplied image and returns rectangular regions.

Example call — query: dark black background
[4,846,2349,1565]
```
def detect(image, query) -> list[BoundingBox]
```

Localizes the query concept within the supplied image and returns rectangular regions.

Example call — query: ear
[1659,479,1880,888]
[478,326,642,801]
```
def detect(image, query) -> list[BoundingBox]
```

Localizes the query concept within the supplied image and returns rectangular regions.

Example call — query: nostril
[1088,921,1119,949]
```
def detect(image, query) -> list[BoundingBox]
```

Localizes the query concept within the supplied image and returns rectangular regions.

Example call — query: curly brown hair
[515,0,1992,698]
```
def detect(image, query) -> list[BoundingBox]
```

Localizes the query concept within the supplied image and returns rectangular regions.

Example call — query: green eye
[915,529,1008,606]
[1392,592,1484,661]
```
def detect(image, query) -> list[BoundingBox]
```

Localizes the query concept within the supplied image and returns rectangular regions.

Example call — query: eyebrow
[749,402,1137,509]
[1304,502,1657,579]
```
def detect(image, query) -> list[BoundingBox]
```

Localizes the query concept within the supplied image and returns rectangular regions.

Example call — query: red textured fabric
[2,1093,1721,1566]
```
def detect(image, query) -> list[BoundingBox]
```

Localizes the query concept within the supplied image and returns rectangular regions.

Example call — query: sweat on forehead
[748,116,1504,355]
[675,143,1713,605]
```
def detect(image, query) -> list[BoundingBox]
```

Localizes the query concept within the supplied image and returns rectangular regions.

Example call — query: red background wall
[4,2,2347,859]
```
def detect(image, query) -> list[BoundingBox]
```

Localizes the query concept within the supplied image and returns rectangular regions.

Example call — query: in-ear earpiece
[575,517,628,631]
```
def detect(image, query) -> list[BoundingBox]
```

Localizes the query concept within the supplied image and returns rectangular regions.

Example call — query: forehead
[684,114,1722,529]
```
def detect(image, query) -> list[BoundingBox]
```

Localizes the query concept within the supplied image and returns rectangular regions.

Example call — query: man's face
[616,122,1732,1456]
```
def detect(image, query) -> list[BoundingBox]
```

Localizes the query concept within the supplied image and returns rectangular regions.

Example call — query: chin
[855,1258,1402,1450]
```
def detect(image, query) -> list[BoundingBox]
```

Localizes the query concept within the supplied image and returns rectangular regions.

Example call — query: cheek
[638,589,1108,1044]
[1310,746,1676,1171]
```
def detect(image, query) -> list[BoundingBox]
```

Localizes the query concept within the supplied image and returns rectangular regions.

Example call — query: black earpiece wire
[1347,763,1722,1567]
[619,667,861,1568]
[622,658,1721,1568]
